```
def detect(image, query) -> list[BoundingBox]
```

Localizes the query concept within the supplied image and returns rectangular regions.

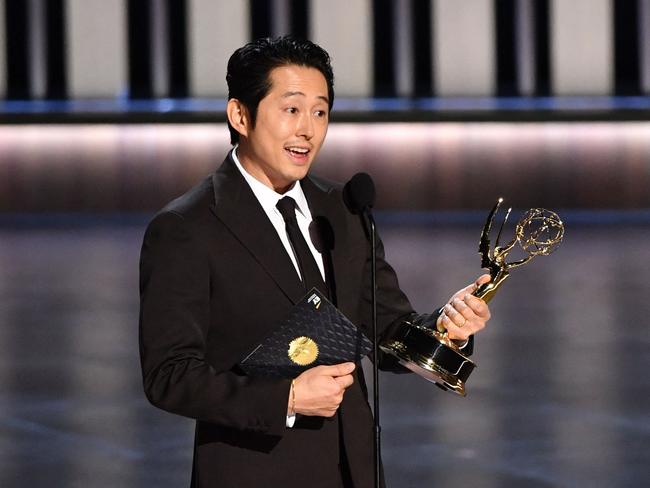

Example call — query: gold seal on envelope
[288,336,319,366]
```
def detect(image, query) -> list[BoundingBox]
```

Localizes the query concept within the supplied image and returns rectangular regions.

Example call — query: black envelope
[239,288,373,378]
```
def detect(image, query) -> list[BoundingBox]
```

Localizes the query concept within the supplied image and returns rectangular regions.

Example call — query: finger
[457,310,488,335]
[445,301,469,328]
[463,294,490,318]
[453,297,472,318]
[463,274,490,295]
[333,374,354,389]
[456,295,490,324]
[451,274,492,302]
[440,313,471,341]
[324,406,339,417]
[319,362,355,377]
[441,302,486,335]
[475,273,491,287]
[455,283,476,298]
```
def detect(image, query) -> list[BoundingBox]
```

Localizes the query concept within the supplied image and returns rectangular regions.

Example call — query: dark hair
[226,36,335,145]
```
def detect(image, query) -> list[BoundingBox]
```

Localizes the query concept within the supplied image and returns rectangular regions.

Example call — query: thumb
[475,273,491,287]
[322,362,355,377]
[464,274,491,295]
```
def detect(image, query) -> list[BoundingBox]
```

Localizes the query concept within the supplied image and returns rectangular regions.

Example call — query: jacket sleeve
[139,211,290,436]
[357,227,475,373]
[354,228,415,372]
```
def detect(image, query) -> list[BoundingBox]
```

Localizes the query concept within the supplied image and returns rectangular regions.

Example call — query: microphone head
[343,173,376,214]
[309,217,335,253]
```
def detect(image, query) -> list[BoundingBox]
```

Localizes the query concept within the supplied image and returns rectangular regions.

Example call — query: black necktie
[276,196,327,294]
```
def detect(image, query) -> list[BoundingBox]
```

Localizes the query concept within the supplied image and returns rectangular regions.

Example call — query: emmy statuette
[379,198,564,396]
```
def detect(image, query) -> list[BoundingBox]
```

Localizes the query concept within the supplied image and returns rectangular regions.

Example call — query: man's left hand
[436,274,492,341]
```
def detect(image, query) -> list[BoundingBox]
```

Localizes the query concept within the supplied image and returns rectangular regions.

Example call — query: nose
[297,112,314,140]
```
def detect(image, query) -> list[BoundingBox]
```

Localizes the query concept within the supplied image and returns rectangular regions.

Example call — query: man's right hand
[290,362,355,417]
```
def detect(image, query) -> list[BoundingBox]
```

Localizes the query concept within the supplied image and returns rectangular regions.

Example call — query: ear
[227,98,250,139]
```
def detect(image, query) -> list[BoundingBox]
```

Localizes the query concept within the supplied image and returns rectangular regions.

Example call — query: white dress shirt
[231,147,325,281]
[231,147,325,427]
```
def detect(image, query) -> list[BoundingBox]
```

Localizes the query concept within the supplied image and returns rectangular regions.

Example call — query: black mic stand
[367,212,380,488]
[342,172,380,488]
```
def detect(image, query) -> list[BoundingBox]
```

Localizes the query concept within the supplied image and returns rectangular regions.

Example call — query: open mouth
[285,146,311,160]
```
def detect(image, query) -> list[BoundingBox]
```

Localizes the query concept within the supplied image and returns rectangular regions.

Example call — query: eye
[286,107,298,114]
[314,110,328,118]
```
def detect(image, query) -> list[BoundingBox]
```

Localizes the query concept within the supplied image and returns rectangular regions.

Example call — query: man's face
[237,65,330,193]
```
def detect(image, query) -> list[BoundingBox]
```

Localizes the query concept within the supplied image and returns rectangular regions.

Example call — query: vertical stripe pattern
[0,0,6,97]
[496,0,517,96]
[167,0,188,98]
[250,1,311,41]
[310,0,372,97]
[614,0,641,95]
[150,0,169,98]
[433,0,495,96]
[272,0,289,37]
[127,0,152,98]
[250,0,273,40]
[66,0,126,98]
[515,0,535,96]
[394,0,414,98]
[534,0,551,95]
[28,0,46,99]
[373,0,396,96]
[641,0,650,93]
[5,0,30,99]
[412,0,433,97]
[188,0,248,97]
[551,0,613,95]
[1,2,649,102]
[289,0,309,39]
[497,0,537,96]
[45,0,67,99]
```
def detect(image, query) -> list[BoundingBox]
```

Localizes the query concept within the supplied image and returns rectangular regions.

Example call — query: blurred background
[0,1,649,487]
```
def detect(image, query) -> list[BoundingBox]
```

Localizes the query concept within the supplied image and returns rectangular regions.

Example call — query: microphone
[343,172,376,215]
[343,172,380,488]
[309,217,335,254]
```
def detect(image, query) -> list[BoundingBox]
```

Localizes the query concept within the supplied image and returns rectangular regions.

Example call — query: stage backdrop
[1,122,649,212]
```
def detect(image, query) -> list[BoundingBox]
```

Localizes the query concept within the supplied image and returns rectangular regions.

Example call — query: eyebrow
[281,91,329,104]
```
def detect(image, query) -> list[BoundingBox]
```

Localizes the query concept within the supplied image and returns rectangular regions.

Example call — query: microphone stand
[367,212,380,488]
[343,172,380,488]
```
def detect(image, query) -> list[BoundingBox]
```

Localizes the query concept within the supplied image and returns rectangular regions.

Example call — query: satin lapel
[302,177,354,309]
[209,155,305,304]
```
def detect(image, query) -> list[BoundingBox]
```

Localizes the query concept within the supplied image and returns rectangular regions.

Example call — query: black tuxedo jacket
[139,153,415,487]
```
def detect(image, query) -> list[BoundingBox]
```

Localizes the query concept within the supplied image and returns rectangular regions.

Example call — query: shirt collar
[231,146,310,218]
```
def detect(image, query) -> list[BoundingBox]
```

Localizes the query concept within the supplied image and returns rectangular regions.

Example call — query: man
[139,37,490,488]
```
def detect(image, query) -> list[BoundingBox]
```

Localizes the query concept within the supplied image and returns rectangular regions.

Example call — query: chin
[291,165,311,179]
[295,169,311,182]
